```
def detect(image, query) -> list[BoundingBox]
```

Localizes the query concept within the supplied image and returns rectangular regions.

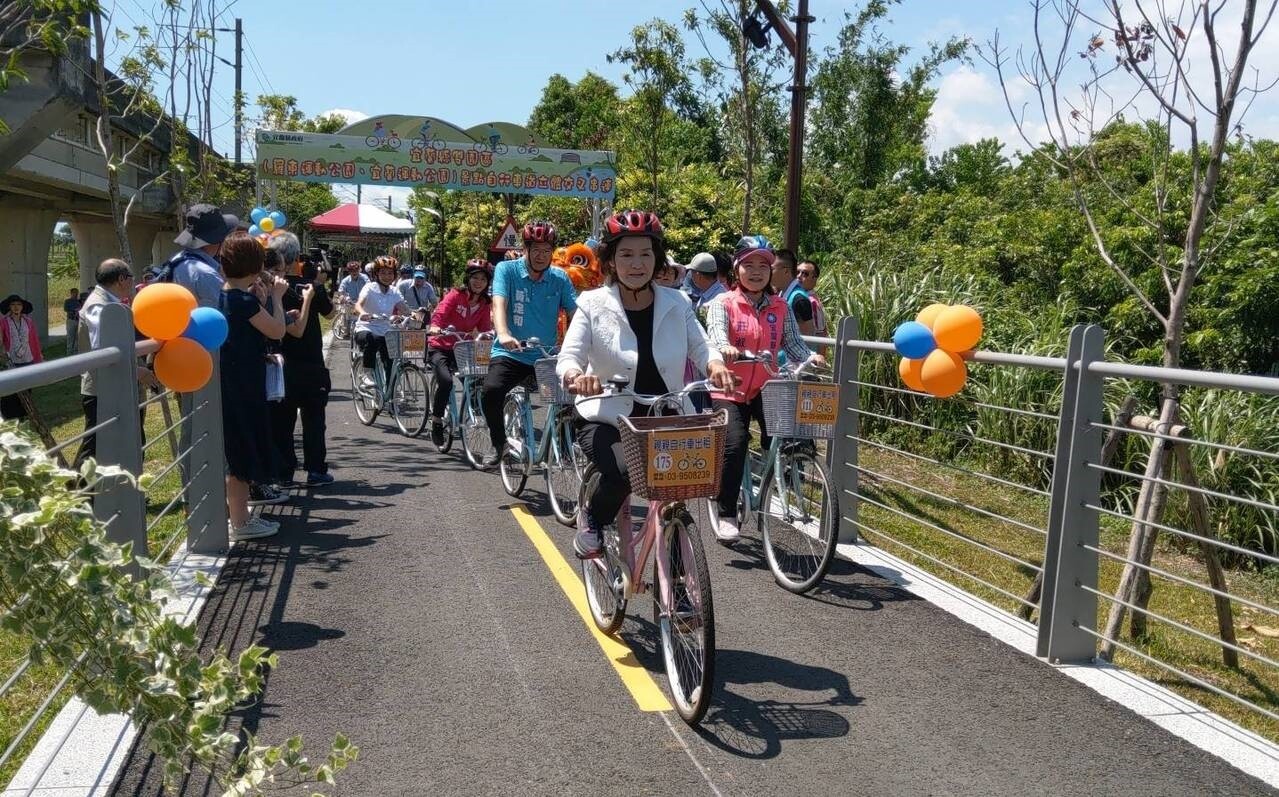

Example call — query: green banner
[255,129,616,199]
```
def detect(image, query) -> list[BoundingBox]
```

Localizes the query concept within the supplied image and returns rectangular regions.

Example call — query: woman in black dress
[219,232,287,540]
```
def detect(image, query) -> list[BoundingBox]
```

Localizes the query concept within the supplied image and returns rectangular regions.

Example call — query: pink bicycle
[575,378,726,725]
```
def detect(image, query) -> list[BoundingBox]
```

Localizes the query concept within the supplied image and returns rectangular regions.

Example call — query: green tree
[0,0,95,134]
[254,94,339,227]
[527,72,621,151]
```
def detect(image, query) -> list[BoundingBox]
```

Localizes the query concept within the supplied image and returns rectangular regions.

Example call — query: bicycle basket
[534,358,572,405]
[761,379,840,440]
[455,340,492,377]
[386,328,427,360]
[618,409,728,501]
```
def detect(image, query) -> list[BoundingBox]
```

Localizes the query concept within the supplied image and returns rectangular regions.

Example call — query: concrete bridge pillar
[68,216,125,291]
[0,197,60,338]
[126,222,164,274]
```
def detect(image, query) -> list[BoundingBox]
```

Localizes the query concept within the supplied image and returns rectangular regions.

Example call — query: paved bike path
[109,340,1274,796]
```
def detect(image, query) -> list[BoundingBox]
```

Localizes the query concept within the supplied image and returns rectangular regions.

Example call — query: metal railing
[819,318,1279,736]
[0,302,227,783]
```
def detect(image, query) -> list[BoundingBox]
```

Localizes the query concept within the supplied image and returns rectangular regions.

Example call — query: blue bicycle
[498,338,585,526]
[424,330,496,468]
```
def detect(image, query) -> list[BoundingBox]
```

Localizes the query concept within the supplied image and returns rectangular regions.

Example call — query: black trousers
[270,365,331,479]
[713,396,771,517]
[578,421,630,528]
[73,394,148,471]
[354,331,391,383]
[481,356,535,450]
[428,348,457,418]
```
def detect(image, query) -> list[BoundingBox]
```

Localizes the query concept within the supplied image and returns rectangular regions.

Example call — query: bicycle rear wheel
[350,357,378,426]
[499,393,529,496]
[460,383,494,470]
[391,364,429,437]
[545,413,583,526]
[579,466,627,634]
[655,506,715,726]
[759,449,839,594]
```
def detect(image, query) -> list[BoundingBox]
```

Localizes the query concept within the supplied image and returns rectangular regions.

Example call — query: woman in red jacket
[1,293,44,420]
[704,236,825,542]
[425,260,494,446]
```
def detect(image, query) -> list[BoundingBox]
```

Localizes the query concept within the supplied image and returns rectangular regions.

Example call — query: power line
[243,38,276,96]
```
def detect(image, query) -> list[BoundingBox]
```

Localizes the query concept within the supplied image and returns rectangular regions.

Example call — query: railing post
[830,315,860,544]
[186,356,227,554]
[92,303,147,573]
[1041,324,1105,663]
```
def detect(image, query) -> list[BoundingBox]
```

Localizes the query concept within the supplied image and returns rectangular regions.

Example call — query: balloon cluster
[893,303,983,398]
[132,284,228,393]
[247,206,288,247]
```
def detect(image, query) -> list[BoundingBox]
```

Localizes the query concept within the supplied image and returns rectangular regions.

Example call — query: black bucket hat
[2,294,34,315]
[175,203,240,248]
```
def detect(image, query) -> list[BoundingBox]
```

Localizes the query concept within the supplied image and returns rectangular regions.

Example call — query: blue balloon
[893,321,937,359]
[248,223,261,237]
[268,210,287,228]
[250,207,267,223]
[182,306,228,352]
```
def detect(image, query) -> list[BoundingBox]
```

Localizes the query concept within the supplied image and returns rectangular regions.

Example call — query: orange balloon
[920,349,967,398]
[933,305,983,353]
[898,357,925,392]
[915,302,949,330]
[154,337,213,393]
[132,283,197,340]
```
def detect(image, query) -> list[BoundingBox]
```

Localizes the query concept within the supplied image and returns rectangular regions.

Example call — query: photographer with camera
[269,232,335,487]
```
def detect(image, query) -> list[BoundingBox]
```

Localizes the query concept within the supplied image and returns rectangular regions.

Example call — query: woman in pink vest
[704,235,825,541]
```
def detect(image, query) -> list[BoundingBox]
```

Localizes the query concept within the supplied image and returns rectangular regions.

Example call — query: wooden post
[1174,443,1239,669]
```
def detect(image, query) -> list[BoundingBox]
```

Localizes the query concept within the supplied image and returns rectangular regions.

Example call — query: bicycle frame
[603,496,690,613]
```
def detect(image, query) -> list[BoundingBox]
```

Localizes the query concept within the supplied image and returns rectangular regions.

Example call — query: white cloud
[926,64,1048,155]
[320,108,369,126]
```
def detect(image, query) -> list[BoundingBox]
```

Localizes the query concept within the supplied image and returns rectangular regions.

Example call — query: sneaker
[480,452,500,469]
[430,420,445,447]
[253,516,281,532]
[231,517,278,541]
[306,471,335,486]
[359,375,376,390]
[247,483,287,506]
[713,514,741,543]
[574,522,604,559]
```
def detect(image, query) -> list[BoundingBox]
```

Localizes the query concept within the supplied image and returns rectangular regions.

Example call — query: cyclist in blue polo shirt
[480,219,577,465]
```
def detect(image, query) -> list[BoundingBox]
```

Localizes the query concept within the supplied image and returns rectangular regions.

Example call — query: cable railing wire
[1073,624,1279,724]
[1081,543,1279,620]
[137,388,174,409]
[144,462,208,535]
[1086,461,1279,515]
[855,489,1043,573]
[0,651,85,772]
[43,415,118,458]
[155,492,210,565]
[843,376,1059,422]
[0,656,33,701]
[850,434,1051,498]
[852,462,1047,536]
[143,434,206,487]
[141,401,207,453]
[1086,502,1279,567]
[1076,582,1279,671]
[1089,421,1279,463]
[851,517,1038,608]
[852,405,1057,461]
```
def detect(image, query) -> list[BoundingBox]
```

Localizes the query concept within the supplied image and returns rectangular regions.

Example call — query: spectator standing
[63,288,82,354]
[399,268,438,316]
[0,293,43,420]
[771,248,817,337]
[796,260,828,338]
[72,259,157,470]
[685,252,726,312]
[268,232,335,487]
[163,204,238,308]
[219,232,287,541]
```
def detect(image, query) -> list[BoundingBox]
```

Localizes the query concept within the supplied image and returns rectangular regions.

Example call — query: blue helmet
[733,234,776,266]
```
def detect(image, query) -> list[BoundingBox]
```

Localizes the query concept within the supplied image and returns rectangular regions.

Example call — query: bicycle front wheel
[460,384,494,470]
[655,506,715,726]
[350,357,378,426]
[579,466,627,634]
[545,413,583,526]
[391,365,429,437]
[759,449,839,594]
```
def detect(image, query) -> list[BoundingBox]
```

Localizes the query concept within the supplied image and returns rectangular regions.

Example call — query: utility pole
[752,0,811,253]
[386,196,392,212]
[234,18,243,165]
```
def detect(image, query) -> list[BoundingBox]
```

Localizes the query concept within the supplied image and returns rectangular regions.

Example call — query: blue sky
[106,0,1279,210]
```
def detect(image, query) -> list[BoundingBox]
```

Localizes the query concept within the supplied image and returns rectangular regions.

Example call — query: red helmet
[521,220,557,245]
[602,209,664,244]
[465,258,492,276]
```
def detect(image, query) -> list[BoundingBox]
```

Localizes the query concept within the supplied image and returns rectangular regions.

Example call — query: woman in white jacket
[558,210,735,558]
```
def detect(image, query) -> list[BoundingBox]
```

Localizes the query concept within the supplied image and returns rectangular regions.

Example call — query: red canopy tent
[307,203,421,276]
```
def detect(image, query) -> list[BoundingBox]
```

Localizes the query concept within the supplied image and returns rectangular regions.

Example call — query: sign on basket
[400,330,426,359]
[646,428,717,490]
[475,346,491,367]
[795,383,839,426]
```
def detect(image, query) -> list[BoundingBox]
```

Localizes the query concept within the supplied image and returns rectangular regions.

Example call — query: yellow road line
[508,504,671,712]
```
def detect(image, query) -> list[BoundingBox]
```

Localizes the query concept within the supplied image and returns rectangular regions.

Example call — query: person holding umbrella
[0,293,43,420]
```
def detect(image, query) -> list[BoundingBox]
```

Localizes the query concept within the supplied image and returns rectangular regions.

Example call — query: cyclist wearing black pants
[480,220,577,467]
[426,259,493,446]
[353,256,408,388]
